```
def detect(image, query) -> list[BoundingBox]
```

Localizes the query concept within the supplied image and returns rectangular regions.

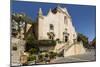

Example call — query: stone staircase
[53,42,69,53]
[54,41,86,57]
[64,42,86,57]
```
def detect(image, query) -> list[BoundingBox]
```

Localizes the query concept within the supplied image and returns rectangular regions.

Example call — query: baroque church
[33,6,77,45]
[32,6,86,56]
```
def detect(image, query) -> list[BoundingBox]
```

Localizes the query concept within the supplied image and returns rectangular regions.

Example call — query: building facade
[33,6,77,45]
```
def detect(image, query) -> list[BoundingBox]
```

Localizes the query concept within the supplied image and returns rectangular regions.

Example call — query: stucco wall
[64,42,86,57]
[37,7,77,45]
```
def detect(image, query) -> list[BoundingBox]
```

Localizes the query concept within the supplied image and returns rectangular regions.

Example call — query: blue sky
[11,1,96,41]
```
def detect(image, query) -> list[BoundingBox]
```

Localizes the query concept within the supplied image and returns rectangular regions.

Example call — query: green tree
[25,32,39,54]
[12,13,25,33]
[91,37,96,48]
[77,33,89,48]
[29,48,37,54]
[12,13,34,39]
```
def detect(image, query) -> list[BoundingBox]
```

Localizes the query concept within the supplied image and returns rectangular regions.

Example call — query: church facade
[33,6,77,45]
[33,6,86,56]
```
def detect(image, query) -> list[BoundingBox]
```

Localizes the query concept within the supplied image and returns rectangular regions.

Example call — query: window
[65,36,68,42]
[64,16,67,24]
[50,24,54,30]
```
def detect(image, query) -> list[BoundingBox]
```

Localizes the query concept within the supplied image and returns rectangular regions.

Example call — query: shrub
[91,37,96,49]
[49,52,57,59]
[45,53,49,57]
[28,55,36,61]
[28,48,37,54]
[38,54,43,62]
[77,33,89,48]
[38,40,56,46]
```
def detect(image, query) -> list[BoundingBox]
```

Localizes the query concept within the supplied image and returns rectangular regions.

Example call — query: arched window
[50,24,54,30]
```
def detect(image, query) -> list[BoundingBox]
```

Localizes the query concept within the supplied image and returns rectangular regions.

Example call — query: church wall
[37,7,77,45]
[64,42,86,57]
